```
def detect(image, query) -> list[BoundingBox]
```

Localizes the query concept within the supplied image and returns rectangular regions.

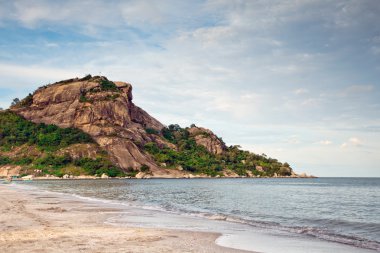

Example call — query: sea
[13,178,380,252]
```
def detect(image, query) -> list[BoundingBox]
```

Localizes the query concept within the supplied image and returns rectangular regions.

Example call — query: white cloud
[317,140,332,145]
[341,137,363,148]
[0,0,380,176]
[301,98,322,107]
[286,135,300,145]
[0,63,80,87]
[294,88,309,95]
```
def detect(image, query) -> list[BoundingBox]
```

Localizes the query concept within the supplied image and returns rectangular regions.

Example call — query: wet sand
[0,184,251,253]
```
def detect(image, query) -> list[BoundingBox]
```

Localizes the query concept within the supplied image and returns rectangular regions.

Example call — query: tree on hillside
[11,98,20,106]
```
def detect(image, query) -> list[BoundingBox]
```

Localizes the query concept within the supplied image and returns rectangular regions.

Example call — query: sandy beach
[0,183,250,253]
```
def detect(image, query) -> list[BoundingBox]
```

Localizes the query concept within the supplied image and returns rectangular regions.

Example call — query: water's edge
[9,179,380,253]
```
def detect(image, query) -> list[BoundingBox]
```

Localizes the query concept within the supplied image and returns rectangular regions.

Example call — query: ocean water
[15,178,380,252]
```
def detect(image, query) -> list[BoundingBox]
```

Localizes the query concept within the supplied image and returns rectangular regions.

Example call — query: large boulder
[187,126,226,155]
[11,76,165,172]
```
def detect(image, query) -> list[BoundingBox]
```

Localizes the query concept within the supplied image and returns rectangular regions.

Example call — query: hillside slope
[1,75,304,178]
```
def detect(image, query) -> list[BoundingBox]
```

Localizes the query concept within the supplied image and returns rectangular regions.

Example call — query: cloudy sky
[1,0,379,176]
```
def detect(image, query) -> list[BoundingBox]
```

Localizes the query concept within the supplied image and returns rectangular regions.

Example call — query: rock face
[187,126,226,155]
[11,76,168,172]
[8,75,303,178]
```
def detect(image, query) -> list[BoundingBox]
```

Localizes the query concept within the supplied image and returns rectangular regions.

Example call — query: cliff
[0,75,305,178]
[11,76,167,173]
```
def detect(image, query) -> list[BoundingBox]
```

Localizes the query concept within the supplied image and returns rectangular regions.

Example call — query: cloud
[294,88,309,95]
[0,0,380,176]
[317,140,332,145]
[0,63,79,86]
[342,85,374,96]
[341,137,363,148]
[301,98,322,107]
[285,135,300,145]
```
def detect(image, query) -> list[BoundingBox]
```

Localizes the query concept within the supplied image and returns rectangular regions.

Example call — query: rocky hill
[0,75,304,178]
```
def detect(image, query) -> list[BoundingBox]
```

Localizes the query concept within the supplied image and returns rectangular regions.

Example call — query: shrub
[100,79,118,92]
[52,170,64,178]
[145,128,159,135]
[18,93,33,107]
[73,157,124,177]
[79,94,89,103]
[11,98,20,106]
[0,156,11,165]
[125,167,137,177]
[144,142,160,154]
[13,157,33,165]
[140,164,150,172]
[161,127,174,142]
[35,154,72,168]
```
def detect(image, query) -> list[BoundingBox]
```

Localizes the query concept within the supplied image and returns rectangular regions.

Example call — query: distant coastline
[2,173,316,181]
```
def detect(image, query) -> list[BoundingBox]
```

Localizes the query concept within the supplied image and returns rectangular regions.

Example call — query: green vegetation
[140,164,150,172]
[79,92,90,103]
[0,111,124,177]
[11,93,33,108]
[99,79,119,92]
[0,111,93,151]
[11,98,20,106]
[78,78,120,103]
[73,157,124,177]
[0,156,11,165]
[145,128,159,135]
[125,167,138,177]
[143,124,292,177]
[0,153,124,177]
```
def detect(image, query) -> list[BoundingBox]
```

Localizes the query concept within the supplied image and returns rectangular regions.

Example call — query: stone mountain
[1,75,306,178]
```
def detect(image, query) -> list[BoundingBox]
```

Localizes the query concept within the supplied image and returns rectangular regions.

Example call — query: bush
[161,127,174,142]
[52,170,64,178]
[13,157,33,165]
[35,154,72,168]
[140,164,150,172]
[0,156,11,165]
[145,128,159,135]
[100,79,118,92]
[144,142,160,154]
[18,94,33,107]
[79,94,89,103]
[125,167,137,177]
[73,157,124,177]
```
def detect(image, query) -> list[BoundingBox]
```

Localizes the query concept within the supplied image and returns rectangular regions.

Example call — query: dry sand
[0,184,252,253]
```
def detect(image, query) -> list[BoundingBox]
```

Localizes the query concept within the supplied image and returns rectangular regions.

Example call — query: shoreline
[2,180,376,253]
[1,174,317,181]
[0,183,252,253]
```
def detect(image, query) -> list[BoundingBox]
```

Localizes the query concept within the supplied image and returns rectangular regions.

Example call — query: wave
[139,203,380,251]
[11,181,380,251]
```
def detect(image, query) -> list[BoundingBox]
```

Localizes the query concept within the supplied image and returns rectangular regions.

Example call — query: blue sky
[0,0,379,176]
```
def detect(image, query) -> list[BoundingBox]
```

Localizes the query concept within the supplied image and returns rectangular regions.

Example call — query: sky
[0,0,379,177]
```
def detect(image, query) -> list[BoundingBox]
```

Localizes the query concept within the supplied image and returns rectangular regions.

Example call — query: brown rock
[256,165,264,172]
[11,76,164,173]
[0,165,22,177]
[188,126,226,155]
